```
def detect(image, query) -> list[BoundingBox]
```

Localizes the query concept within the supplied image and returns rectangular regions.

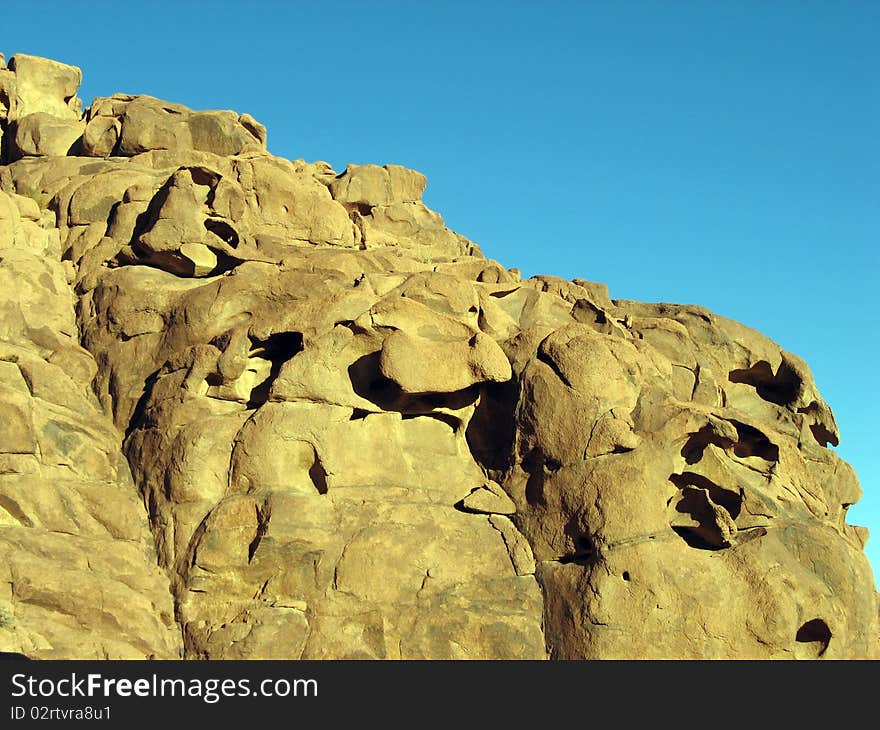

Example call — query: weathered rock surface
[0,53,876,659]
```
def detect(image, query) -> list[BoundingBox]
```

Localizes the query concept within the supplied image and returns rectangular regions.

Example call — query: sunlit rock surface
[0,53,875,659]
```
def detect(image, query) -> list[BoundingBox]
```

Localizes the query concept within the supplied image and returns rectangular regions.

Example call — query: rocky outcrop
[0,53,876,659]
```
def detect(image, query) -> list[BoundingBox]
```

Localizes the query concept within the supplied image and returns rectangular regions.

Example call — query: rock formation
[0,53,876,659]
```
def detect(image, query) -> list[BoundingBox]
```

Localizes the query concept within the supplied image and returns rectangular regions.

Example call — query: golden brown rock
[0,53,875,660]
[11,113,84,158]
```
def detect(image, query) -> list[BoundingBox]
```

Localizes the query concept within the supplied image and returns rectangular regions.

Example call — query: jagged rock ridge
[0,53,876,659]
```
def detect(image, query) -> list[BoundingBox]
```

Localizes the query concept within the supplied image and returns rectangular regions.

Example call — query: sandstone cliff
[0,53,876,659]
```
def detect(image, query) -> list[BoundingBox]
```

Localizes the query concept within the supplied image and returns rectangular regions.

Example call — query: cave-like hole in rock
[671,526,728,551]
[309,453,328,495]
[558,519,599,566]
[796,618,831,657]
[731,421,779,461]
[187,166,221,187]
[681,424,735,464]
[795,402,839,448]
[670,472,742,519]
[246,332,304,408]
[466,380,518,471]
[809,422,839,449]
[347,202,373,217]
[669,476,740,551]
[728,360,801,406]
[558,536,597,566]
[204,218,240,248]
[347,351,479,416]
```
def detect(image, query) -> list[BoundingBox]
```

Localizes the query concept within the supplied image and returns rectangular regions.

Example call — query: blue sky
[5,1,879,577]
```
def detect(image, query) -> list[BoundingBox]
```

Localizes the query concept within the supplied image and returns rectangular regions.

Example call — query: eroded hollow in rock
[728,359,801,406]
[521,449,561,508]
[246,331,303,407]
[730,421,779,461]
[670,472,742,519]
[797,402,840,448]
[670,526,726,551]
[681,420,778,464]
[204,218,239,248]
[558,517,600,566]
[558,535,598,566]
[347,350,479,417]
[669,473,742,550]
[809,423,838,449]
[465,380,519,471]
[308,449,329,495]
[681,424,736,464]
[795,618,832,657]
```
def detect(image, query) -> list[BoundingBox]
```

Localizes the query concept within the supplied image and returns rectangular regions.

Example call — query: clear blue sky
[5,1,878,578]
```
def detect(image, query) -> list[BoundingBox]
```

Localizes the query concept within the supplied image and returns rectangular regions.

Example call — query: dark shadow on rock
[248,331,303,408]
[728,359,801,406]
[466,380,519,471]
[347,351,478,416]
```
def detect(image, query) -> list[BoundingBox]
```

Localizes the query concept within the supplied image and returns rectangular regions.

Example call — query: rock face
[0,53,876,659]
